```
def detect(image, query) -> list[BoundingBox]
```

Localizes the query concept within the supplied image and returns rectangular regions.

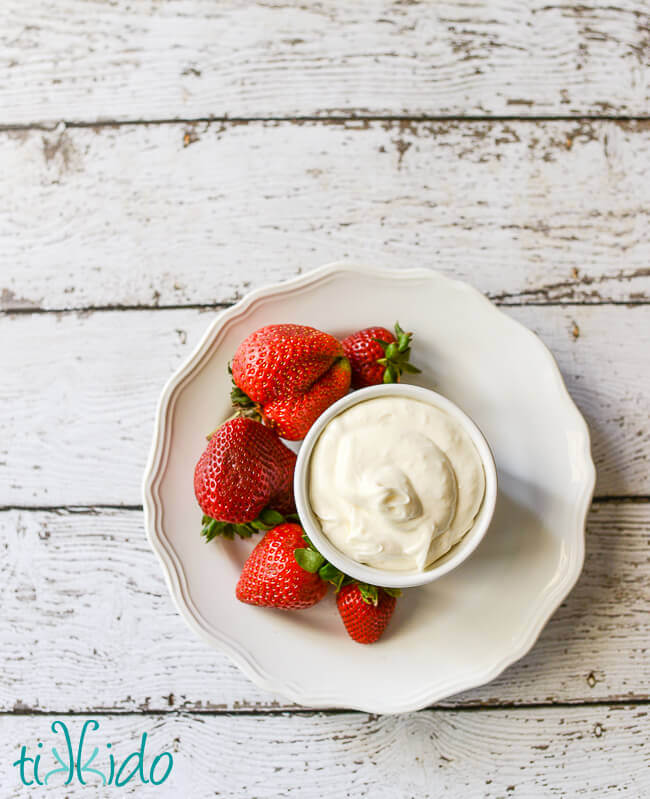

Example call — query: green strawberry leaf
[294,548,325,573]
[201,518,218,541]
[317,562,341,581]
[358,583,379,606]
[201,507,291,542]
[230,384,256,408]
[260,508,286,526]
[232,523,253,538]
[318,562,346,591]
[382,587,402,598]
[400,362,421,374]
[385,342,398,360]
[229,368,262,419]
[373,321,421,383]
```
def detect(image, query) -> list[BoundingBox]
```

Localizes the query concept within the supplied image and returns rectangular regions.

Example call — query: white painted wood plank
[1,503,647,713]
[1,707,648,797]
[2,0,649,124]
[1,120,649,311]
[0,304,647,506]
[505,304,649,497]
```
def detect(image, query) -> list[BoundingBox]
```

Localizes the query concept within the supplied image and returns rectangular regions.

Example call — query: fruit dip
[308,396,486,571]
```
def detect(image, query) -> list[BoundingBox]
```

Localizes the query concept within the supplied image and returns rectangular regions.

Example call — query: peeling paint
[41,122,79,171]
[1,288,41,311]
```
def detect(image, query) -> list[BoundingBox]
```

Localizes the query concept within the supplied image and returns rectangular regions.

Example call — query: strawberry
[336,583,398,644]
[341,321,420,389]
[230,324,351,440]
[194,417,296,540]
[236,523,328,609]
[261,357,351,441]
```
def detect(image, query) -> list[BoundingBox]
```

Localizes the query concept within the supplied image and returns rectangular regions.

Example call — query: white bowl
[294,384,498,589]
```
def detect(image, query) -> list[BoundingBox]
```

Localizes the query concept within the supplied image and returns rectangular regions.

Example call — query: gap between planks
[3,698,650,718]
[1,114,650,134]
[2,299,649,317]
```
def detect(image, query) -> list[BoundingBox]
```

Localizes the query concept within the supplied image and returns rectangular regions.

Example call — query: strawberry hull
[342,322,420,388]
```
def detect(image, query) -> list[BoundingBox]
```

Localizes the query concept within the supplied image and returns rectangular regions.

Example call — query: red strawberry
[194,417,296,539]
[336,583,398,644]
[231,324,350,440]
[341,322,420,389]
[262,357,351,441]
[236,523,328,609]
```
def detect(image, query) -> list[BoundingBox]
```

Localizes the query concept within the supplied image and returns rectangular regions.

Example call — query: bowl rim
[294,383,498,588]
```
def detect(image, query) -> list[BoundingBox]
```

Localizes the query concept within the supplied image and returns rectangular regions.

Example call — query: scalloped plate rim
[142,262,596,714]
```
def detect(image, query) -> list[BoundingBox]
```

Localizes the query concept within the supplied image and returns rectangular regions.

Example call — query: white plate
[143,263,595,714]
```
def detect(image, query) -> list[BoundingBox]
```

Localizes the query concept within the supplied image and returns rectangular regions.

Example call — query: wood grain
[1,502,647,713]
[2,1,648,790]
[0,304,647,507]
[1,706,648,797]
[1,120,649,312]
[2,0,649,125]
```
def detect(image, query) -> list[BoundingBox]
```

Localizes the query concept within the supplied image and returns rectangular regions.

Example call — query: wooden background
[1,1,648,795]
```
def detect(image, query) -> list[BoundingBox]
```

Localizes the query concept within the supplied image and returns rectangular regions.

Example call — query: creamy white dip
[308,396,486,571]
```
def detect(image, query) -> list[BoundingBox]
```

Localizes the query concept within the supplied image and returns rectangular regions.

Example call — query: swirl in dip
[308,396,486,571]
